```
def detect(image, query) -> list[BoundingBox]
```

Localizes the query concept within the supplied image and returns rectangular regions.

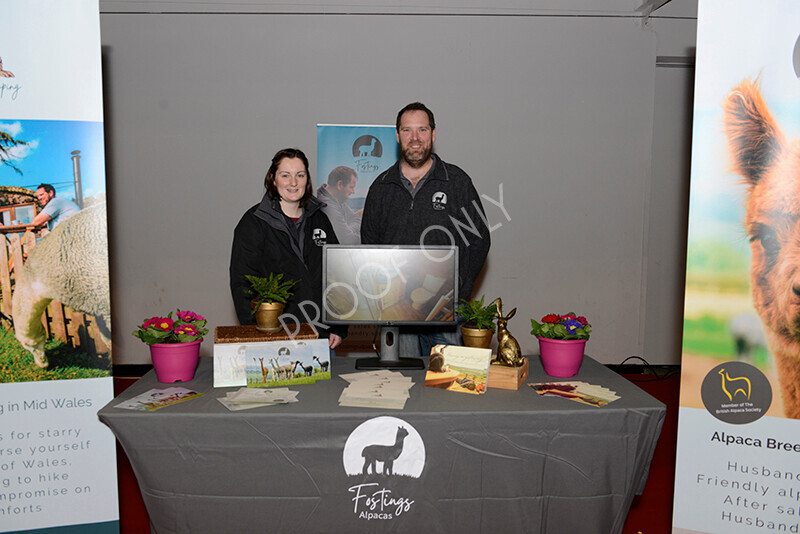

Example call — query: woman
[230,148,343,349]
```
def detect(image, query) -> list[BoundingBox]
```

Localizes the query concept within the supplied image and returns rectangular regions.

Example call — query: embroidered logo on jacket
[432,192,447,210]
[313,228,327,246]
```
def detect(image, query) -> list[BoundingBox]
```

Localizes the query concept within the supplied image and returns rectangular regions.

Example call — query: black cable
[615,355,680,381]
[371,326,380,358]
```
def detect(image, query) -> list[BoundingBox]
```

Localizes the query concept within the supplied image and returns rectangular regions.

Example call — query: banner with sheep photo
[0,2,119,533]
[672,1,800,533]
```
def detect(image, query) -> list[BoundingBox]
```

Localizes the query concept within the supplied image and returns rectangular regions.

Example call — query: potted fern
[456,295,497,349]
[245,273,298,332]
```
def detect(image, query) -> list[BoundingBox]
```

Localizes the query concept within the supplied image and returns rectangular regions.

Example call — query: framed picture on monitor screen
[322,244,458,369]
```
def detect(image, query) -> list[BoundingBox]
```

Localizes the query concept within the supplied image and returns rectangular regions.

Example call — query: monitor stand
[355,326,426,370]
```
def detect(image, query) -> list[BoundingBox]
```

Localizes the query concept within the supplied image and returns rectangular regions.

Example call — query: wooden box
[214,323,318,344]
[487,356,529,390]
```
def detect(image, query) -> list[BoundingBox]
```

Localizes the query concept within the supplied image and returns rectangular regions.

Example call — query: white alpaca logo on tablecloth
[342,416,423,521]
[342,416,425,477]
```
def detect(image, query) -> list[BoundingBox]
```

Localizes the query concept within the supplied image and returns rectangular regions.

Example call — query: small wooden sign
[487,356,529,390]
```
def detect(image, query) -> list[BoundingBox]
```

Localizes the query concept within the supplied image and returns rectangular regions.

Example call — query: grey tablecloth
[98,354,665,534]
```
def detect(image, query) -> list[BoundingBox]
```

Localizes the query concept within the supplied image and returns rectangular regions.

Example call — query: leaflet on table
[424,344,492,394]
[528,381,620,407]
[338,369,414,409]
[217,387,299,410]
[115,387,203,411]
[213,338,331,387]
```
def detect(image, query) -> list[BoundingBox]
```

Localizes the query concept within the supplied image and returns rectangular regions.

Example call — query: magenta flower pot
[149,339,202,383]
[537,336,586,377]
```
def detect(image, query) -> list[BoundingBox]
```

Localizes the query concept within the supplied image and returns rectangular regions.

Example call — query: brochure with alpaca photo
[244,338,332,387]
[424,344,492,395]
[115,387,203,411]
[213,342,249,387]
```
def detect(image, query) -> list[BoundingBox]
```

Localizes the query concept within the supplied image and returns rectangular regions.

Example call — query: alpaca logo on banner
[342,416,424,521]
[700,361,771,425]
[351,135,383,174]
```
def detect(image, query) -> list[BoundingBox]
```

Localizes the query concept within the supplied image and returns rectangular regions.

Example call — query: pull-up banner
[316,123,399,245]
[672,1,800,532]
[0,1,118,532]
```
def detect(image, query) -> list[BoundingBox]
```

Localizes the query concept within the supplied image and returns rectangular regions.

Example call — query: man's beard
[401,145,432,169]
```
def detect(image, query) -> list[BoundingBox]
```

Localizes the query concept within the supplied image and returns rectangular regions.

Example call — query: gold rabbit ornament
[495,298,524,367]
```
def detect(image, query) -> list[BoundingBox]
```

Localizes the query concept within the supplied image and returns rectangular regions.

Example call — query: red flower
[542,314,560,323]
[175,324,198,336]
[142,317,159,329]
[177,310,204,323]
[576,316,589,326]
[149,317,174,331]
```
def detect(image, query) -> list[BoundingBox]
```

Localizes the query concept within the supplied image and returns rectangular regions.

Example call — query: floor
[620,369,680,534]
[112,366,681,534]
[113,377,152,534]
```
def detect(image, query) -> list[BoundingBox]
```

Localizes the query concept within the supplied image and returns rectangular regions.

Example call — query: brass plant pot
[461,325,493,349]
[253,301,285,333]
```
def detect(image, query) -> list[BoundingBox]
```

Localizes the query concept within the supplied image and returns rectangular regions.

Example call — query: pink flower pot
[149,339,202,383]
[536,336,586,377]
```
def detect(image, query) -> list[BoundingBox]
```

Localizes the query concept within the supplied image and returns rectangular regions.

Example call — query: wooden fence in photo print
[0,226,109,358]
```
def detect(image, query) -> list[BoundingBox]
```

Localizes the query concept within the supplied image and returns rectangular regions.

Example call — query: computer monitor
[322,244,458,369]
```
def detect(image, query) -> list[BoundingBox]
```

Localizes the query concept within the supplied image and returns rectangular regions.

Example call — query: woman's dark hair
[264,148,313,206]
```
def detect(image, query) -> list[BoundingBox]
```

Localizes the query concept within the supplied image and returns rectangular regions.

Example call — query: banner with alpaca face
[0,1,118,532]
[673,1,800,532]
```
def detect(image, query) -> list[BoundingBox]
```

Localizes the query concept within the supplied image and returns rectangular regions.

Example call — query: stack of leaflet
[338,370,414,410]
[529,381,620,407]
[217,387,299,411]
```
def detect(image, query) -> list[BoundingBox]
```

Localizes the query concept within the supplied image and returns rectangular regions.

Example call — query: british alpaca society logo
[342,416,425,521]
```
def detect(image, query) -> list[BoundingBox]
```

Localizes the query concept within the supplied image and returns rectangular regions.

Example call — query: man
[361,102,491,357]
[316,166,361,244]
[30,183,80,230]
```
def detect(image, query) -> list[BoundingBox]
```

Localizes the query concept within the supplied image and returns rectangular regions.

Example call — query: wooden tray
[214,323,319,344]
[487,357,529,390]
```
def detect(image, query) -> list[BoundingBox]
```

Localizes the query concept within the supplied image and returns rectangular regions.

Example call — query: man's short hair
[327,166,357,187]
[396,102,436,131]
[37,183,55,195]
[263,148,314,206]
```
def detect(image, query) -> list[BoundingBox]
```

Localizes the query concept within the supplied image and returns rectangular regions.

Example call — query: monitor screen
[322,245,458,326]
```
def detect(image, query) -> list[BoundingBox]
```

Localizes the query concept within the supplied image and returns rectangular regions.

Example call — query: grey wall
[100,0,698,365]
